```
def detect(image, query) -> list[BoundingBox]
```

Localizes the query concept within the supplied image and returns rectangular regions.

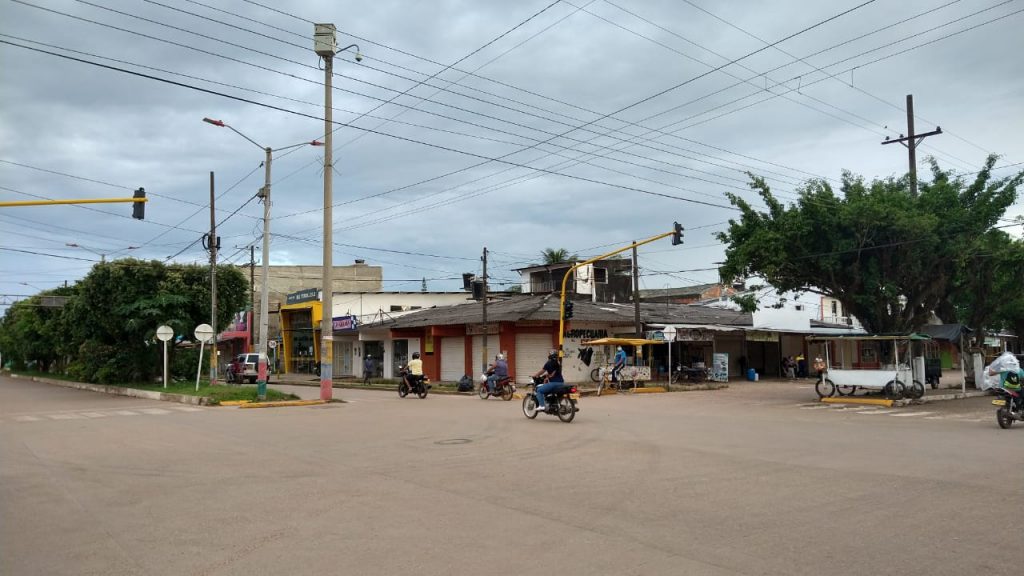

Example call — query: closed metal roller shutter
[515,333,552,384]
[471,335,501,376]
[440,337,465,382]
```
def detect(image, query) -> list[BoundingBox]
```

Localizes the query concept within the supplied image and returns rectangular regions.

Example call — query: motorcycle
[397,367,430,399]
[992,386,1023,429]
[478,371,515,401]
[522,376,579,423]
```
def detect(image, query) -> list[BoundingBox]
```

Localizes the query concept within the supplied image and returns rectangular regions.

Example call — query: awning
[806,333,932,342]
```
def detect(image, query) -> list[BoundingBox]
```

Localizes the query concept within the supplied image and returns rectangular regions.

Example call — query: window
[593,267,608,283]
[831,301,838,316]
[390,305,403,312]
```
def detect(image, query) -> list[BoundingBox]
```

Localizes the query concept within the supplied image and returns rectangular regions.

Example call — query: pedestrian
[813,356,826,379]
[784,356,796,380]
[363,355,375,384]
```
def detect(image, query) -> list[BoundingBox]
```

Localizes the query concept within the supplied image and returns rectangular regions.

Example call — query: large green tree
[540,248,578,264]
[716,156,1023,334]
[0,259,249,383]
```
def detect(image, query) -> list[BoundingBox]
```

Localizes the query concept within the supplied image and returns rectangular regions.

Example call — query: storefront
[279,289,322,375]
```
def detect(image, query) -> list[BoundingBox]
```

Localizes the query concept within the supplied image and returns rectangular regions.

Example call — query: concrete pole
[481,246,488,374]
[257,147,272,400]
[209,171,218,386]
[320,53,334,401]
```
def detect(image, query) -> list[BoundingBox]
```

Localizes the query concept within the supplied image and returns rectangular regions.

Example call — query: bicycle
[596,365,636,395]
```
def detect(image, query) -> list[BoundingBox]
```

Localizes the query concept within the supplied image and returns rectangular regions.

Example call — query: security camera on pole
[313,23,361,401]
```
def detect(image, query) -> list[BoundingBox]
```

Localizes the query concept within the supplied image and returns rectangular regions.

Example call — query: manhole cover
[434,438,472,445]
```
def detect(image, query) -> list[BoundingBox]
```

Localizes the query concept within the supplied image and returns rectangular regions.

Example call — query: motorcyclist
[611,346,627,382]
[532,351,564,411]
[405,351,425,388]
[485,353,509,393]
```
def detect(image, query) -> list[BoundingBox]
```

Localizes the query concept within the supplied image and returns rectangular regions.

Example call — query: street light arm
[202,117,264,151]
[273,140,325,152]
[339,43,362,61]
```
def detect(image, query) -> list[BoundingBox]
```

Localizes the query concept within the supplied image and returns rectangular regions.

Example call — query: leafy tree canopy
[716,156,1023,334]
[540,248,578,265]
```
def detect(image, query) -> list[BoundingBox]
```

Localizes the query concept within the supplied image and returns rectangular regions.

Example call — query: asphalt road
[2,373,1022,576]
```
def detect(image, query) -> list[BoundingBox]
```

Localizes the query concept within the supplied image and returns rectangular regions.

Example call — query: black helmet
[548,351,558,360]
[1007,372,1020,385]
[412,352,420,359]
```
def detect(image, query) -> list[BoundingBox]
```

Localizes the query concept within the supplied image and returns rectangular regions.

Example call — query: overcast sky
[2,0,1022,314]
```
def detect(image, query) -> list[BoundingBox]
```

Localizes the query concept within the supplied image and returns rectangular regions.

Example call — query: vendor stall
[806,334,930,400]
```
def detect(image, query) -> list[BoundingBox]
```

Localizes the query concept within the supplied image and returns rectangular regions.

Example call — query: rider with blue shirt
[533,351,564,410]
[611,346,627,382]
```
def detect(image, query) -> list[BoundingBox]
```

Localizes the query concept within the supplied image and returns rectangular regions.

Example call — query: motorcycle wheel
[907,380,925,400]
[556,397,576,423]
[836,385,856,396]
[398,382,409,398]
[996,406,1013,429]
[417,385,428,399]
[500,384,514,401]
[522,394,538,419]
[815,378,836,398]
[478,383,490,400]
[590,367,602,383]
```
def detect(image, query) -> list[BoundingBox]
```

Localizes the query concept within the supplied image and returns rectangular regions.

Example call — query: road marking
[854,410,890,415]
[48,413,83,420]
[799,405,830,410]
[924,416,946,420]
[81,412,108,418]
[889,411,934,418]
[139,408,171,415]
[114,410,139,416]
[172,406,204,412]
[14,415,41,422]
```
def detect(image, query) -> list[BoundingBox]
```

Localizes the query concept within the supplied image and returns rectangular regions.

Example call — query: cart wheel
[883,380,905,400]
[837,385,857,396]
[815,378,836,399]
[907,380,925,400]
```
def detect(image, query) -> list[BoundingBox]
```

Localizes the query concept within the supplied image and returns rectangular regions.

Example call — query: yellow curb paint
[218,400,251,406]
[599,388,618,396]
[821,397,893,407]
[630,387,666,394]
[513,393,523,399]
[238,400,327,409]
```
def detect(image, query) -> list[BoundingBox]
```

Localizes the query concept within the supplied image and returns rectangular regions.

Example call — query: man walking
[363,354,375,384]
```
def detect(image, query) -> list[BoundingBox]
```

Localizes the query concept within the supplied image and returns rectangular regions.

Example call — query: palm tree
[540,248,578,265]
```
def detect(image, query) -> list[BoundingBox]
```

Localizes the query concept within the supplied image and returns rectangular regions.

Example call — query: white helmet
[497,353,505,361]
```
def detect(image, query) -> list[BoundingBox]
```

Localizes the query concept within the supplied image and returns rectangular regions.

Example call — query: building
[278,289,474,378]
[639,283,738,304]
[514,258,634,302]
[385,294,753,384]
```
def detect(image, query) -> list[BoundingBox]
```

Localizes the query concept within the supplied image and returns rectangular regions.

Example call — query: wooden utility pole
[881,94,942,195]
[481,246,488,374]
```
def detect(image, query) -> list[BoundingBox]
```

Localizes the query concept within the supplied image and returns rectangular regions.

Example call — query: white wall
[331,292,471,323]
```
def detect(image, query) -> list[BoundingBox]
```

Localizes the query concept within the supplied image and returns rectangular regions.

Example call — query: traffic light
[563,300,574,320]
[671,221,684,246]
[132,187,146,220]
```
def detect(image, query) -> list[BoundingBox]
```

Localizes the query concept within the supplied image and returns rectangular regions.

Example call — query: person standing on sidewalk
[363,355,375,385]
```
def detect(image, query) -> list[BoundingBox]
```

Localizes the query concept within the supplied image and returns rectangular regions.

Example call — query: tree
[716,156,1023,334]
[540,248,578,264]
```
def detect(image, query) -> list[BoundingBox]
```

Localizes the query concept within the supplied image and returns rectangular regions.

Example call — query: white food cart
[806,334,929,400]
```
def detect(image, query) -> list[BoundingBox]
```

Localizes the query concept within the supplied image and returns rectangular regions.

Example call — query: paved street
[2,373,1022,576]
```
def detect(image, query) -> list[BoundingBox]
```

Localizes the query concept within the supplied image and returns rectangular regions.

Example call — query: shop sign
[332,315,358,331]
[564,328,607,339]
[286,288,319,305]
[745,330,779,342]
[647,331,665,341]
[676,328,712,342]
[466,323,499,335]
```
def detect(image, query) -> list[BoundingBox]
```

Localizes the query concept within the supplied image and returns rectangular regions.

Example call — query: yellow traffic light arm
[0,197,147,208]
[557,229,675,360]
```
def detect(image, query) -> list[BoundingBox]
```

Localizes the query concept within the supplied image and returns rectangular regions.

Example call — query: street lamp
[203,117,323,399]
[66,242,138,263]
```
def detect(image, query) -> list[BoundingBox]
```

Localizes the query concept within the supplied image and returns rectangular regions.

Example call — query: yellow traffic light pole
[557,226,681,361]
[0,197,147,208]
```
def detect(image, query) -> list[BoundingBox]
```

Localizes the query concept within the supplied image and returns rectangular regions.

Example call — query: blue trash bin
[747,368,757,381]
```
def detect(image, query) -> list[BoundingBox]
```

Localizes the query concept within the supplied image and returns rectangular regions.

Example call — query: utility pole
[208,171,218,386]
[316,23,336,402]
[249,245,255,353]
[881,94,942,195]
[632,243,641,337]
[481,246,488,373]
[256,147,272,400]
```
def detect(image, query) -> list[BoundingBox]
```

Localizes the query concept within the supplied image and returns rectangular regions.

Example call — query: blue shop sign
[332,315,358,331]
[286,288,319,305]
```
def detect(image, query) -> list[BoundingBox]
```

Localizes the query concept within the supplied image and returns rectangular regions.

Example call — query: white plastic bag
[981,351,1019,390]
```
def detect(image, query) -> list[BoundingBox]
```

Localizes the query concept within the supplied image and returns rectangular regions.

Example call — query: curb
[630,386,667,394]
[237,399,328,409]
[7,373,213,405]
[821,397,894,407]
